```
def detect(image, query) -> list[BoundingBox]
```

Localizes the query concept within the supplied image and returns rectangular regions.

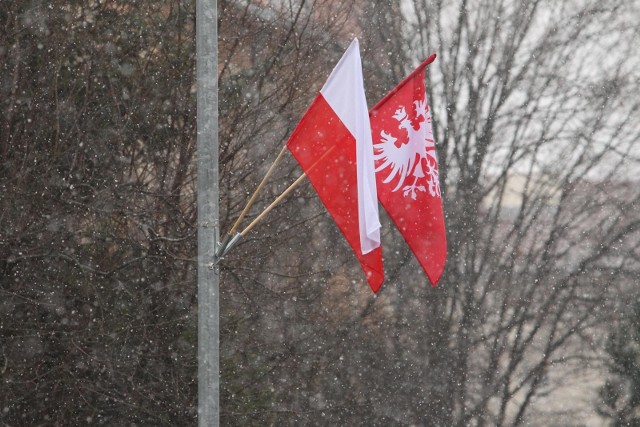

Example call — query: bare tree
[1,0,200,424]
[354,0,640,425]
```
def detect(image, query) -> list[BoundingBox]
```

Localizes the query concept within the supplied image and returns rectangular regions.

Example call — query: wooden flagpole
[217,142,339,259]
[238,144,339,238]
[227,144,289,236]
[240,171,308,237]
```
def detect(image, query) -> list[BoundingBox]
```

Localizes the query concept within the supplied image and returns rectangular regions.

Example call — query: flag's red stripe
[287,94,384,292]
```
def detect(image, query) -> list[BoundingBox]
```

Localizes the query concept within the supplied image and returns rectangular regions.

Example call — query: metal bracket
[211,232,242,266]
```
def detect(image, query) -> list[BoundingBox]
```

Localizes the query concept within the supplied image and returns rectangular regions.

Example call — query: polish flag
[286,39,384,292]
[369,55,447,286]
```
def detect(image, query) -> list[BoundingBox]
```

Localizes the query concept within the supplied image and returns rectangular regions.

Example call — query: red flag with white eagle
[286,39,384,292]
[369,55,447,286]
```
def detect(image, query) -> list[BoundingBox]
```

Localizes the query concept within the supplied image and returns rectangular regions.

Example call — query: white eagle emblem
[374,98,440,200]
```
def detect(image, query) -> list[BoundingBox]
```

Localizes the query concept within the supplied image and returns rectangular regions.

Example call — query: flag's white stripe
[320,38,381,254]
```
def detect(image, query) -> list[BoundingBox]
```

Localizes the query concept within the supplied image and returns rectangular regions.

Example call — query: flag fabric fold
[286,39,384,292]
[369,55,447,286]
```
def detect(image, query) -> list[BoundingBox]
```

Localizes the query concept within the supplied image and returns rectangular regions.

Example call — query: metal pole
[196,0,219,426]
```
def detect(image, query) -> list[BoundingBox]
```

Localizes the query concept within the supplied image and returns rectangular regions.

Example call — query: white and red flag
[369,55,447,286]
[286,39,384,292]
